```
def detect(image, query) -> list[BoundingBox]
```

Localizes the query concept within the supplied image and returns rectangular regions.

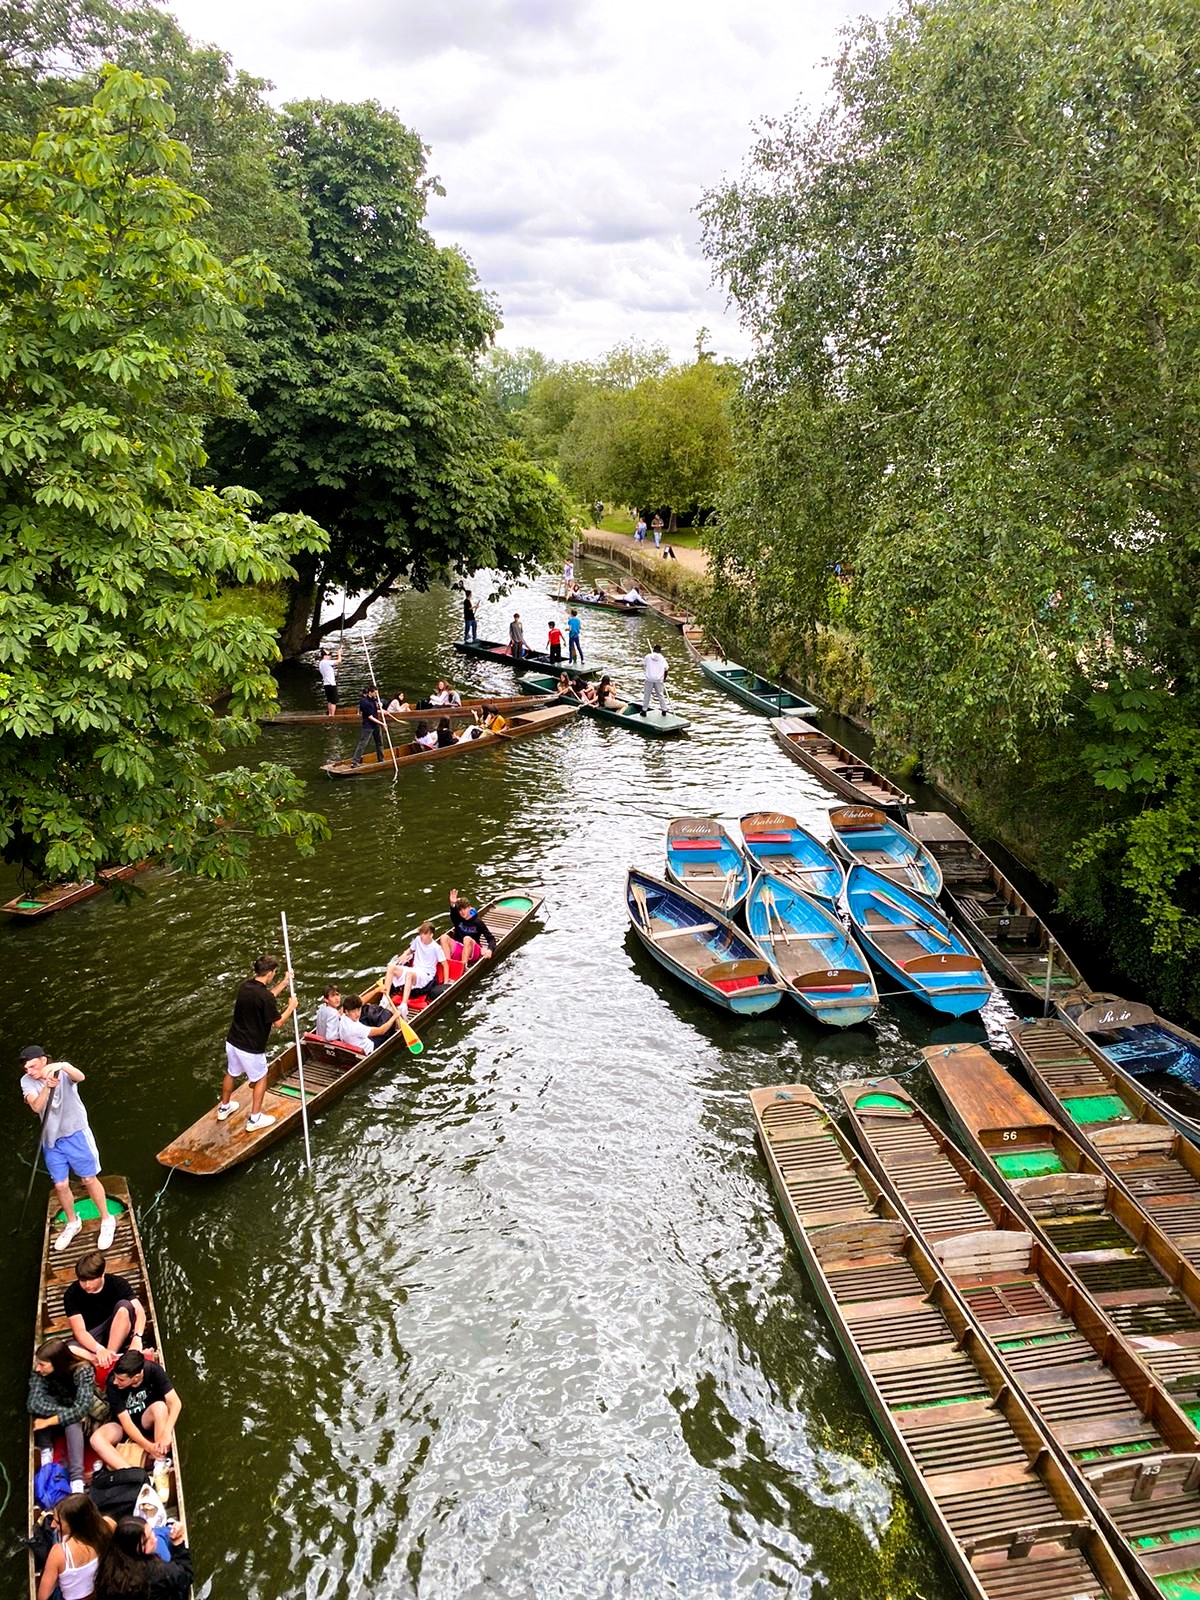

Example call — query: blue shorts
[44,1128,100,1184]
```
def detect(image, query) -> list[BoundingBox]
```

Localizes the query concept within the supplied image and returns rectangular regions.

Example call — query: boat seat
[743,832,792,845]
[652,922,718,941]
[671,838,722,851]
[303,1031,364,1059]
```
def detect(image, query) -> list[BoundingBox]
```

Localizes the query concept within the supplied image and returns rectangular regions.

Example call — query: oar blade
[399,1017,423,1054]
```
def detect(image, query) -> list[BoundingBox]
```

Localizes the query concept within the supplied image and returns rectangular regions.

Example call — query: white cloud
[165,0,894,362]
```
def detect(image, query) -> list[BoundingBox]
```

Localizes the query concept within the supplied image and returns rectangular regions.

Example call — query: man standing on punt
[216,955,298,1130]
[640,642,672,719]
[19,1047,115,1252]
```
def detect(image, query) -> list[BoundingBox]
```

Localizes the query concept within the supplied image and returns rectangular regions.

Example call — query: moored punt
[770,716,912,812]
[845,863,993,1016]
[625,868,783,1015]
[747,1083,1136,1600]
[520,673,689,737]
[557,588,689,629]
[262,693,547,727]
[28,1178,191,1598]
[828,805,943,899]
[908,811,1087,999]
[664,818,752,914]
[696,656,819,718]
[4,864,147,919]
[681,623,707,663]
[840,1074,1200,1598]
[157,893,543,1175]
[1056,994,1200,1138]
[738,810,844,905]
[453,639,594,680]
[744,873,877,1027]
[320,704,579,778]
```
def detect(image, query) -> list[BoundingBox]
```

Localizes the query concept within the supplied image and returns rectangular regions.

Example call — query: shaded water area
[0,564,1047,1598]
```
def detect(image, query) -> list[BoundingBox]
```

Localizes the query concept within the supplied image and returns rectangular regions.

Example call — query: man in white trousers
[640,643,671,718]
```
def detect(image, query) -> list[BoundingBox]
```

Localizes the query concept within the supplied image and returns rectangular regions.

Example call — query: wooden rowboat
[556,589,689,629]
[1056,994,1200,1139]
[738,810,844,904]
[696,656,818,717]
[845,863,993,1015]
[157,893,543,1175]
[625,868,783,1015]
[320,704,579,778]
[743,873,877,1027]
[521,673,690,736]
[747,1082,1135,1600]
[664,818,752,914]
[453,639,594,680]
[907,812,1087,1000]
[263,693,546,727]
[28,1177,191,1598]
[770,717,912,811]
[4,864,147,919]
[840,1074,1200,1598]
[827,805,943,899]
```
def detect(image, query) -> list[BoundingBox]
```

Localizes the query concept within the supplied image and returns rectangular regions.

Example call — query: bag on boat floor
[25,1515,55,1574]
[360,1002,392,1027]
[89,1465,149,1516]
[34,1460,71,1508]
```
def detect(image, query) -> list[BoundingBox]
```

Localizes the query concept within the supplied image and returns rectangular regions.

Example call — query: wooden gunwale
[748,1083,1135,1600]
[156,893,543,1175]
[626,868,783,1014]
[262,693,546,727]
[907,812,1087,999]
[770,716,912,811]
[696,658,819,718]
[320,704,579,778]
[28,1177,192,1598]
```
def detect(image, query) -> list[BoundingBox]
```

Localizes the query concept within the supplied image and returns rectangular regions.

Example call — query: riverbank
[577,528,710,615]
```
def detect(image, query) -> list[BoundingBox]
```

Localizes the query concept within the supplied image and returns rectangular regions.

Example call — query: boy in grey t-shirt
[19,1045,113,1252]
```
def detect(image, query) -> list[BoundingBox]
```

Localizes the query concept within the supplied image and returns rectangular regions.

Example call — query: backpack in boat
[360,1002,391,1027]
[88,1464,149,1516]
[25,1515,55,1574]
[34,1460,70,1509]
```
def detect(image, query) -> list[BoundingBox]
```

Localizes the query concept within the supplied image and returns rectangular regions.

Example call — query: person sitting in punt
[577,682,598,706]
[95,1515,192,1600]
[336,994,397,1054]
[622,586,646,605]
[456,721,486,743]
[64,1249,148,1371]
[444,888,496,962]
[435,716,456,748]
[385,692,411,714]
[481,706,508,733]
[429,681,462,707]
[412,720,438,750]
[313,985,341,1040]
[555,672,578,698]
[596,675,620,708]
[91,1350,181,1475]
[28,1339,97,1494]
[37,1492,113,1600]
[386,922,445,1017]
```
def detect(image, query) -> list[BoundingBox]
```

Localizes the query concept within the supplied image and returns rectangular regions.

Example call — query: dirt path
[581,528,709,576]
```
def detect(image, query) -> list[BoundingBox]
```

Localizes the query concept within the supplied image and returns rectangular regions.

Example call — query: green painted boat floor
[854,1093,912,1113]
[995,1149,1065,1178]
[54,1196,126,1224]
[275,1085,313,1102]
[1158,1570,1200,1598]
[496,896,534,911]
[1076,1439,1156,1461]
[1062,1093,1132,1124]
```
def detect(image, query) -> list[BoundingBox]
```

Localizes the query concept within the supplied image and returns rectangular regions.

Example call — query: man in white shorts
[217,954,297,1129]
[316,646,342,717]
[386,923,445,1018]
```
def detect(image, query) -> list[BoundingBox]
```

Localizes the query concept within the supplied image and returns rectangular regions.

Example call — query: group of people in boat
[548,644,672,718]
[348,684,508,767]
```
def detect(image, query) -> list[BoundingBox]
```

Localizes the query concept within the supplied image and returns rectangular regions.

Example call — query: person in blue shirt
[566,608,584,663]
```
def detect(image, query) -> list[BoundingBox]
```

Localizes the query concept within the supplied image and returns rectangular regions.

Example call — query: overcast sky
[166,0,889,364]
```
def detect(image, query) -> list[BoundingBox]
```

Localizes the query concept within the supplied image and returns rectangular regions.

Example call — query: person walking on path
[19,1047,115,1253]
[508,612,526,659]
[567,608,584,664]
[316,647,343,716]
[350,685,385,768]
[651,514,664,549]
[216,954,297,1129]
[634,516,647,543]
[639,642,672,719]
[462,591,477,644]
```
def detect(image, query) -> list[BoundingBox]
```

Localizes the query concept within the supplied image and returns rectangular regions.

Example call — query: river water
[0,564,1033,1599]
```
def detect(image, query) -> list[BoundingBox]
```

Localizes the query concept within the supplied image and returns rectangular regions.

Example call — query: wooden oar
[279,911,312,1171]
[720,865,738,908]
[631,881,653,934]
[867,886,951,946]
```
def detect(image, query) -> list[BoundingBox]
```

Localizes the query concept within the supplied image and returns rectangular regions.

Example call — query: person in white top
[313,986,341,1040]
[622,587,646,605]
[37,1492,110,1600]
[336,994,397,1054]
[386,922,445,1017]
[385,693,411,714]
[316,646,343,717]
[640,643,671,718]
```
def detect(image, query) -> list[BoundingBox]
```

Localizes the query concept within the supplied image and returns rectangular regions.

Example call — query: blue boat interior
[741,824,842,899]
[667,832,751,907]
[746,883,870,984]
[847,869,987,1012]
[629,875,774,997]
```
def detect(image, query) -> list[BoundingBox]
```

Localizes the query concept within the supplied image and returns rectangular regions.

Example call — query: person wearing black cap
[18,1047,113,1252]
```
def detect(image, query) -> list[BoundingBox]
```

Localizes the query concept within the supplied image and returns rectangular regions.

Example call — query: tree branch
[309,572,403,646]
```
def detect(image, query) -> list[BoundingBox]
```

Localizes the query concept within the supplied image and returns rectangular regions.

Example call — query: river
[0,563,1032,1599]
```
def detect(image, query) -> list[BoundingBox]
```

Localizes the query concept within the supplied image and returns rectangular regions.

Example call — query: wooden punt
[557,588,689,629]
[320,703,579,777]
[681,623,707,663]
[907,812,1087,999]
[842,1073,1200,1598]
[262,693,546,727]
[845,863,993,1016]
[770,716,912,811]
[453,639,594,680]
[1056,994,1200,1141]
[625,868,783,1015]
[743,873,877,1027]
[157,893,543,1175]
[738,810,844,905]
[828,805,943,898]
[696,657,818,718]
[748,1082,1135,1600]
[664,818,752,915]
[28,1177,191,1598]
[4,864,146,919]
[520,673,690,736]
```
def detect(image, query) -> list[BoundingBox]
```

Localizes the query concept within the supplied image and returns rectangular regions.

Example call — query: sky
[166,0,890,365]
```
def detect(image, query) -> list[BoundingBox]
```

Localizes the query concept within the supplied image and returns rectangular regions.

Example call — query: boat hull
[846,863,992,1016]
[321,704,579,777]
[698,658,818,717]
[770,717,912,811]
[828,806,943,899]
[453,639,594,680]
[263,693,546,727]
[520,674,689,736]
[664,818,752,916]
[626,868,782,1014]
[744,873,877,1027]
[739,811,844,905]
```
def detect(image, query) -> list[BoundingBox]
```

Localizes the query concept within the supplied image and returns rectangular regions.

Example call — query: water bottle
[152,1455,171,1501]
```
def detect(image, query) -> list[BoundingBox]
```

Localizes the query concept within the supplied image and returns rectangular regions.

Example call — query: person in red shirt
[547,621,565,663]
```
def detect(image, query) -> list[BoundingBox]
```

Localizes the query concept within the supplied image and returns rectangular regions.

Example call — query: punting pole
[279,912,312,1172]
[1043,940,1055,1018]
[359,634,400,773]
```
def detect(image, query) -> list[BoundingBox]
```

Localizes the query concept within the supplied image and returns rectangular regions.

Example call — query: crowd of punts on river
[13,556,1200,1600]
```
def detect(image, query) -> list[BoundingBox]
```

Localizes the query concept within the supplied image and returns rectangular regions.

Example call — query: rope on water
[138,1165,175,1228]
[0,1456,11,1520]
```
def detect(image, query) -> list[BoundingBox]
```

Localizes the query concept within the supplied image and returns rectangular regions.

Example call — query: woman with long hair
[37,1492,112,1600]
[94,1516,192,1598]
[28,1338,96,1492]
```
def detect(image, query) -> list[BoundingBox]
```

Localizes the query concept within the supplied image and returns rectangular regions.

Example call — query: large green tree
[0,68,328,886]
[205,99,573,655]
[702,0,1200,987]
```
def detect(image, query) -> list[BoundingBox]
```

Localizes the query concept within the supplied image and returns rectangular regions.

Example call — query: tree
[0,69,329,886]
[204,99,573,655]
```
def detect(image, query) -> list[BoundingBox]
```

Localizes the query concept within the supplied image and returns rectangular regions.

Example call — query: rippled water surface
[0,568,1034,1598]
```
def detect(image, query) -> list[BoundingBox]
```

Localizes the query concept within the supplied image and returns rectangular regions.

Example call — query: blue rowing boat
[845,864,992,1017]
[626,868,783,1015]
[828,806,942,899]
[744,874,878,1028]
[739,810,844,905]
[664,818,752,915]
[1056,992,1200,1141]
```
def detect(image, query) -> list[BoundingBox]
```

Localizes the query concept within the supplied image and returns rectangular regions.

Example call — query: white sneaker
[246,1112,276,1130]
[54,1216,82,1252]
[98,1213,116,1250]
[70,1479,84,1494]
[216,1099,240,1123]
